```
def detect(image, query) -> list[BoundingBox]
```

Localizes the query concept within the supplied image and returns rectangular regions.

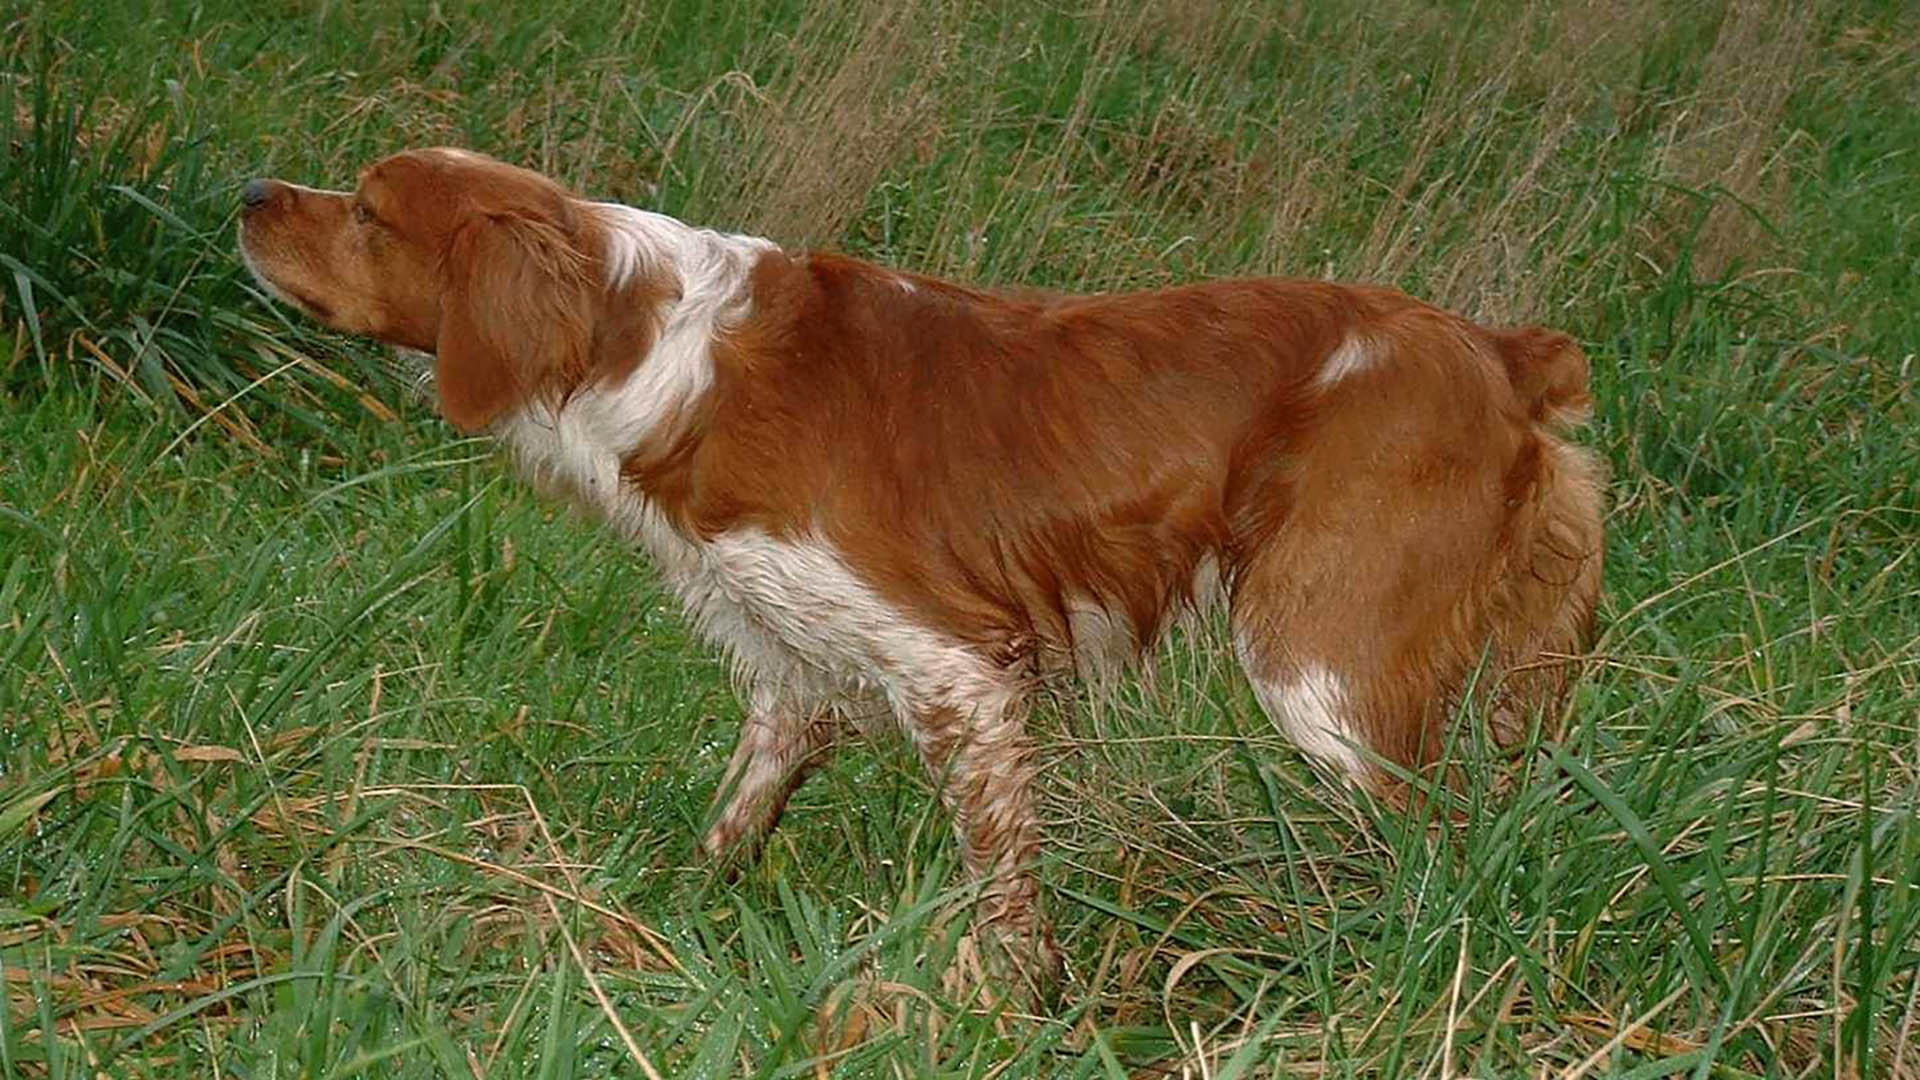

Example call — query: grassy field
[3,0,1917,1075]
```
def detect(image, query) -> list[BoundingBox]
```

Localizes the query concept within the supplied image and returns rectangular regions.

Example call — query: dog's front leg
[702,685,841,863]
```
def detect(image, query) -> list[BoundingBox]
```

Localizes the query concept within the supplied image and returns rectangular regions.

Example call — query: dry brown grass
[1658,0,1817,279]
[605,0,1823,325]
[694,0,960,247]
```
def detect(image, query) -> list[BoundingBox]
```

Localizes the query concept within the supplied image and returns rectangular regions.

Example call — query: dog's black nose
[240,179,273,209]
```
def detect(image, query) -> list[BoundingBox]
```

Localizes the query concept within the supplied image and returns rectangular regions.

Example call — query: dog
[238,147,1604,988]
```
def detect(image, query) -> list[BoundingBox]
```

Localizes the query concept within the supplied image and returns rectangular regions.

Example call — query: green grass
[3,0,1918,1076]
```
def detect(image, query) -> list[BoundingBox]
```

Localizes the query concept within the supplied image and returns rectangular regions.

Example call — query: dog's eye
[353,203,374,225]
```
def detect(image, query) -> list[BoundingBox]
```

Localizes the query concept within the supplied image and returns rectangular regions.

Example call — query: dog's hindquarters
[1227,312,1604,787]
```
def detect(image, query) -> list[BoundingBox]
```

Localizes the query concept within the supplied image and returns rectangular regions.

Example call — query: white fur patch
[1187,552,1225,619]
[591,202,773,295]
[1315,334,1378,387]
[1063,552,1227,679]
[508,416,1010,733]
[236,242,294,308]
[693,531,1014,723]
[490,202,1006,733]
[495,203,773,514]
[1065,598,1134,680]
[1242,656,1367,780]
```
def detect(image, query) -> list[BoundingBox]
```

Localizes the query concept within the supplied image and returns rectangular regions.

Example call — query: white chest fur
[490,205,1009,726]
[501,396,1007,726]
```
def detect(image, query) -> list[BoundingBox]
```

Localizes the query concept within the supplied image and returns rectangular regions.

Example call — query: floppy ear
[435,213,593,432]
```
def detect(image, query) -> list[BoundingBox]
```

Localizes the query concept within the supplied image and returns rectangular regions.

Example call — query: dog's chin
[238,237,335,323]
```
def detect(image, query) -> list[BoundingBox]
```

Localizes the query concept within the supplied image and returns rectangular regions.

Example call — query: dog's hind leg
[1226,334,1531,785]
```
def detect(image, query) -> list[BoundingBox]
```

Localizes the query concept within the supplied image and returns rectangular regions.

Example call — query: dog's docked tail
[1496,326,1593,429]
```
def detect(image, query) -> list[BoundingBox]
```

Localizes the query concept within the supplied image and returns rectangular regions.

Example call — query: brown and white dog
[238,147,1604,985]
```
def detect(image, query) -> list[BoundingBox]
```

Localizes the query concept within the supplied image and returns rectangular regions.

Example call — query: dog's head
[239,148,649,431]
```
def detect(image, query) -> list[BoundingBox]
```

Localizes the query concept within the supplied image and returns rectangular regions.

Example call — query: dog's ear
[435,212,593,432]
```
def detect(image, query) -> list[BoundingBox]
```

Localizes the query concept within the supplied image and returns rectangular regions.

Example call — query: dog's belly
[629,513,1017,729]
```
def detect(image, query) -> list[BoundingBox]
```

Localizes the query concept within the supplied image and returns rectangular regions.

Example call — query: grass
[3,0,1917,1075]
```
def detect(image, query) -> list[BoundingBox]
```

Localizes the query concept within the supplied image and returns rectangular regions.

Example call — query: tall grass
[0,33,403,452]
[3,0,1916,1076]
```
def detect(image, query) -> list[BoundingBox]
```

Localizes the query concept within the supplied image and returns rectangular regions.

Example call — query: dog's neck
[484,202,773,535]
